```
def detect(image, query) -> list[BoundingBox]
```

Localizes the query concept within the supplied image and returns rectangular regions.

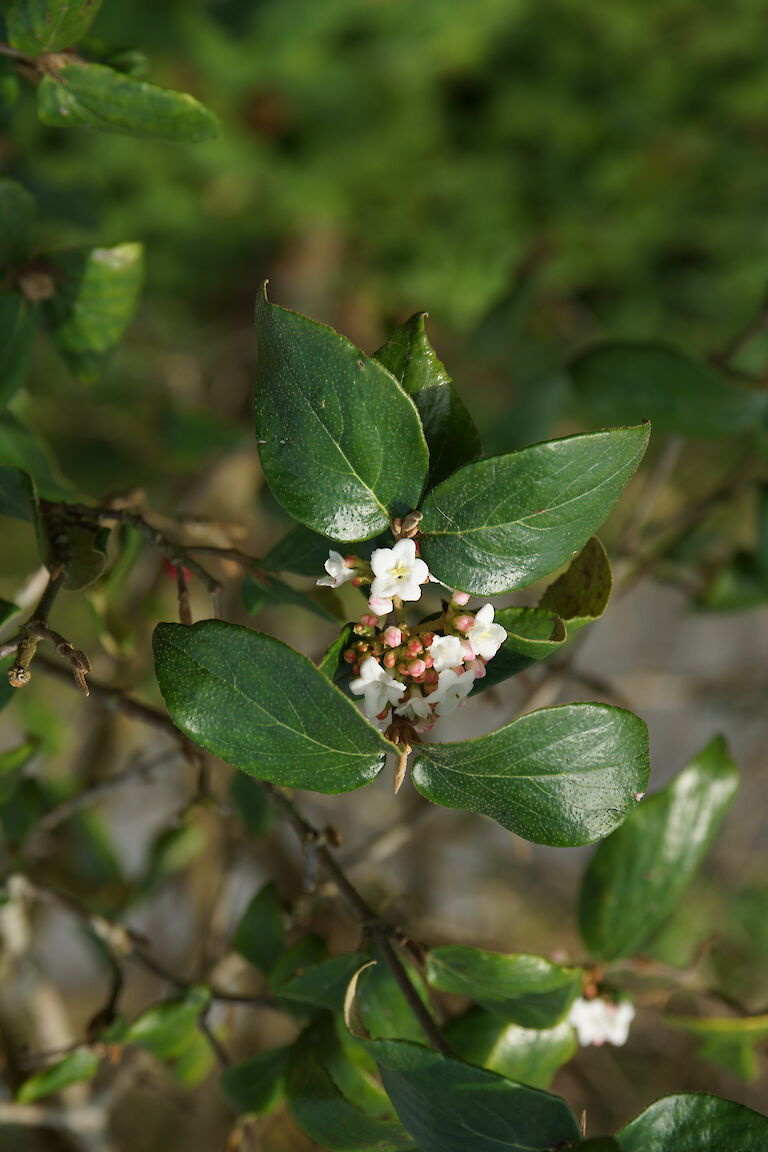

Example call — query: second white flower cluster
[317,538,507,729]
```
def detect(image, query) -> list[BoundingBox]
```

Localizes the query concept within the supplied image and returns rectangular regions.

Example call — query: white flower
[317,550,354,588]
[466,604,507,662]
[568,997,635,1047]
[395,687,433,722]
[429,634,464,672]
[370,539,429,605]
[431,668,476,716]
[349,657,405,719]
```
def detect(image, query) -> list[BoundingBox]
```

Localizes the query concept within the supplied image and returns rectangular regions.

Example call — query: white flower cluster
[568,996,635,1047]
[316,539,507,729]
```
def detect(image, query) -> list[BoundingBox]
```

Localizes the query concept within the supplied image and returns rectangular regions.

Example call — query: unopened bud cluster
[317,538,507,729]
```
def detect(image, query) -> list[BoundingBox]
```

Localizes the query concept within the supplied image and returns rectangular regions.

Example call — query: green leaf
[666,1014,768,1082]
[0,737,40,806]
[579,735,739,959]
[229,771,274,837]
[0,598,20,630]
[153,620,392,793]
[142,821,206,891]
[419,426,649,595]
[280,954,369,1014]
[6,0,103,54]
[446,1009,576,1091]
[39,503,110,589]
[221,1045,290,1116]
[242,570,342,624]
[41,243,144,383]
[0,465,39,522]
[269,934,326,993]
[37,60,219,142]
[470,607,566,695]
[288,1048,416,1152]
[618,1093,768,1151]
[0,412,71,498]
[0,58,20,109]
[0,294,37,404]
[234,883,285,974]
[254,285,428,541]
[262,523,377,577]
[0,179,36,269]
[318,623,355,681]
[17,1048,100,1102]
[373,312,481,486]
[570,342,768,438]
[412,703,649,846]
[573,1141,621,1151]
[367,1039,580,1152]
[355,952,433,1043]
[172,1028,215,1088]
[125,985,211,1061]
[539,536,612,632]
[425,947,581,1029]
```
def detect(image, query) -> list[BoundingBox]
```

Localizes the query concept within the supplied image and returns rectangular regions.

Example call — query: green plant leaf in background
[0,737,40,806]
[419,426,649,595]
[37,60,220,141]
[366,1039,581,1152]
[354,952,433,1044]
[0,465,39,523]
[579,735,739,959]
[0,412,71,498]
[0,57,19,109]
[570,342,768,437]
[446,1009,576,1091]
[539,536,612,633]
[153,620,393,793]
[242,570,343,623]
[234,882,285,974]
[17,1048,100,1103]
[262,522,347,577]
[412,703,649,846]
[464,606,566,695]
[0,294,37,405]
[0,179,36,269]
[5,0,103,55]
[373,312,481,486]
[254,286,429,541]
[229,771,274,837]
[41,243,144,383]
[666,1014,768,1082]
[280,954,369,1014]
[425,948,581,1028]
[618,1093,768,1151]
[573,1141,622,1151]
[221,1045,290,1116]
[125,985,211,1060]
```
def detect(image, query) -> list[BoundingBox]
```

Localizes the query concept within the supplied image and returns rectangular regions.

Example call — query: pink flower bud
[451,590,471,606]
[468,658,487,678]
[360,613,379,628]
[412,672,427,683]
[377,708,390,721]
[344,555,357,567]
[425,668,438,684]
[343,648,356,664]
[397,662,410,677]
[405,637,423,656]
[352,576,363,586]
[422,632,435,647]
[383,650,397,668]
[407,658,426,677]
[454,614,474,633]
[382,626,402,648]
[423,654,433,669]
[368,595,392,615]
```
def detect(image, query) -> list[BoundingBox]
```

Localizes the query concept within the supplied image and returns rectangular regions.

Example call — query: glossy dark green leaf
[288,1048,415,1152]
[573,1141,621,1151]
[539,536,612,632]
[318,623,355,681]
[0,294,37,404]
[419,426,649,595]
[37,61,219,141]
[425,947,581,1028]
[571,342,768,437]
[0,412,71,498]
[368,1039,581,1152]
[0,179,36,268]
[618,1093,768,1151]
[471,607,566,695]
[221,1045,290,1116]
[153,620,392,793]
[242,570,342,623]
[234,883,284,974]
[446,1009,576,1091]
[0,738,40,806]
[579,736,739,959]
[6,0,103,54]
[263,523,356,577]
[269,934,326,994]
[17,1048,100,1103]
[666,1014,768,1083]
[125,985,210,1060]
[355,951,432,1043]
[374,312,481,486]
[41,243,143,383]
[254,285,428,541]
[0,466,39,522]
[310,1013,393,1117]
[280,954,369,1013]
[413,703,649,846]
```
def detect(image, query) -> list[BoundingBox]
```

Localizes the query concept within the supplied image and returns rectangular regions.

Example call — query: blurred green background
[2,1,768,1149]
